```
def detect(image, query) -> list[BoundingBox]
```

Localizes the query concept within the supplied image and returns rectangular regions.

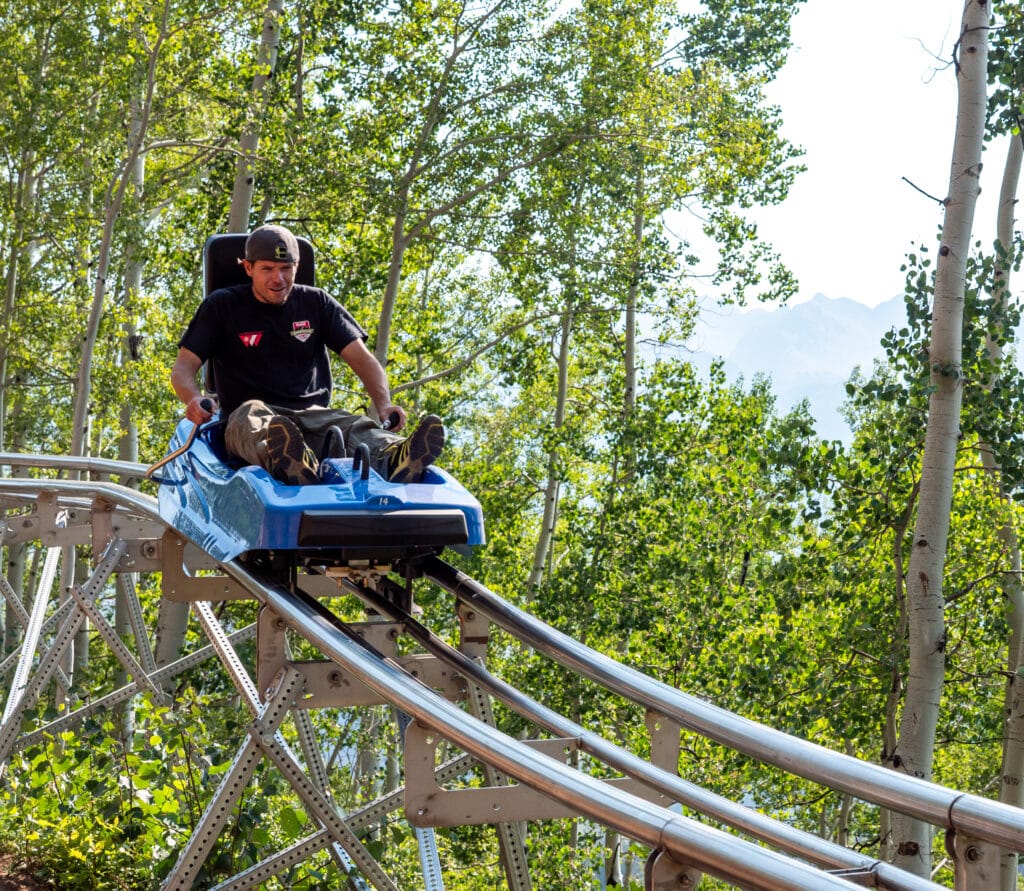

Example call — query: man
[171,223,444,486]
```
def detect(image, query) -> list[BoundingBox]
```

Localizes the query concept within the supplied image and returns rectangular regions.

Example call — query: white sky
[745,0,1009,308]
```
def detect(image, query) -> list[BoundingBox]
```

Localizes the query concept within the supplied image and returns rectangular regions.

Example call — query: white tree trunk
[890,0,989,875]
[119,92,146,467]
[375,209,409,368]
[984,132,1024,891]
[880,492,916,862]
[526,303,572,599]
[0,162,37,452]
[69,10,170,458]
[227,0,284,232]
[624,163,643,418]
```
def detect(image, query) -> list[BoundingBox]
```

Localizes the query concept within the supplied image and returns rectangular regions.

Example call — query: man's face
[244,259,297,305]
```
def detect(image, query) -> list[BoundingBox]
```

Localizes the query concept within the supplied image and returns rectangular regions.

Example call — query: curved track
[0,454,1020,890]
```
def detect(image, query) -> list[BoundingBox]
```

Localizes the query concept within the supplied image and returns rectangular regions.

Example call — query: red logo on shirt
[239,331,263,347]
[291,320,313,343]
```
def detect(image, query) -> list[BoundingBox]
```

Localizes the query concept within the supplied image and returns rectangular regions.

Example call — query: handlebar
[145,399,214,481]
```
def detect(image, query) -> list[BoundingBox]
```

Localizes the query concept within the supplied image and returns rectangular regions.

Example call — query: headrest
[202,233,316,297]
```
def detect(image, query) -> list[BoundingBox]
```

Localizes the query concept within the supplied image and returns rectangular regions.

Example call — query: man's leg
[285,407,378,459]
[294,410,445,483]
[227,403,446,484]
[353,415,445,483]
[225,401,319,486]
[338,416,402,475]
[223,400,276,466]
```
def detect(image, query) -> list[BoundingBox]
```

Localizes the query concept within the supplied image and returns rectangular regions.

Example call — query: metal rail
[0,452,150,480]
[231,566,867,891]
[423,557,1024,852]
[343,578,939,891]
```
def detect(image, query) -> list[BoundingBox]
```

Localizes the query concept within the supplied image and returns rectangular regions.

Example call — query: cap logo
[273,242,290,260]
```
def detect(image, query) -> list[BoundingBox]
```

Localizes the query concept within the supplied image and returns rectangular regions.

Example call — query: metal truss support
[116,571,158,675]
[13,625,257,754]
[180,601,396,891]
[396,710,445,891]
[67,572,169,705]
[209,752,478,891]
[465,675,532,891]
[288,698,365,885]
[0,538,126,765]
[2,543,63,725]
[454,595,531,889]
[0,573,72,695]
[161,664,306,891]
[6,469,1003,890]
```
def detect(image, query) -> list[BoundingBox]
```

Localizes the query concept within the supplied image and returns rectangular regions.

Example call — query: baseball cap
[244,225,299,263]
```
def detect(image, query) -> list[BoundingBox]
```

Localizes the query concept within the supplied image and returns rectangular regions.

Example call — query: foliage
[2,0,1022,886]
[987,0,1024,138]
[0,694,219,890]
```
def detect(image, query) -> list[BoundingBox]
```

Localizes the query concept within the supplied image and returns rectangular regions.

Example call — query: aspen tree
[889,0,990,875]
[992,130,1024,891]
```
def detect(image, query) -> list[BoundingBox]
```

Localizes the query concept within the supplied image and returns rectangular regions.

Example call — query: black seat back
[202,232,316,296]
[200,233,317,395]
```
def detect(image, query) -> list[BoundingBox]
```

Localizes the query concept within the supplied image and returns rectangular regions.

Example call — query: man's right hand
[380,404,407,432]
[185,396,217,424]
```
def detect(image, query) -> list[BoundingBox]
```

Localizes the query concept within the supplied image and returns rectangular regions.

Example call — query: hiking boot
[266,416,320,486]
[384,414,445,483]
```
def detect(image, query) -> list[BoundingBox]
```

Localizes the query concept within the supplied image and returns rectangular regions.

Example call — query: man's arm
[171,347,217,423]
[339,339,407,432]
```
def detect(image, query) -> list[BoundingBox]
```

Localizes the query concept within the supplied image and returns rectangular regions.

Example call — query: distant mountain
[685,294,907,441]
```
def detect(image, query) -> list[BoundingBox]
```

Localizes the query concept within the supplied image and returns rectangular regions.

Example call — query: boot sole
[267,417,319,486]
[389,416,445,483]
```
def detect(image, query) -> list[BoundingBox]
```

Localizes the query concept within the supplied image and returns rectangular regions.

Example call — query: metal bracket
[90,495,165,571]
[8,492,93,547]
[946,829,1001,890]
[159,529,251,601]
[646,710,681,776]
[825,866,875,887]
[0,491,126,551]
[457,599,490,661]
[256,607,465,706]
[405,724,675,827]
[644,849,702,890]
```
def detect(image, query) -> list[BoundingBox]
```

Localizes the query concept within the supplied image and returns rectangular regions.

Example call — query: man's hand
[185,396,217,424]
[380,404,407,432]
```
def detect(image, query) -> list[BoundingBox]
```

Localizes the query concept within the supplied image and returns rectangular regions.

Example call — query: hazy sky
[745,1,1008,308]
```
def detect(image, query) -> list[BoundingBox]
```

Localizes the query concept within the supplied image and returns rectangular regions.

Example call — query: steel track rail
[423,556,1024,854]
[342,578,941,891]
[0,478,158,521]
[227,565,867,891]
[0,452,150,480]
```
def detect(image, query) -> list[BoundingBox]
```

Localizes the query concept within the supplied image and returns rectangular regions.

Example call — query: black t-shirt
[179,283,367,416]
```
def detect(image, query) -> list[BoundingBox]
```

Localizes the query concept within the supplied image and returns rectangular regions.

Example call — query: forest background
[0,0,1023,888]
